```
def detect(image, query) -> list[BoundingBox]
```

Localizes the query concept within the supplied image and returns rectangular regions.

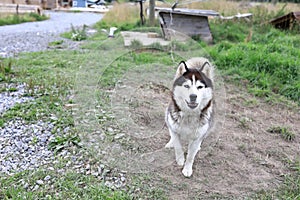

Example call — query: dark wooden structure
[270,12,300,30]
[157,8,219,43]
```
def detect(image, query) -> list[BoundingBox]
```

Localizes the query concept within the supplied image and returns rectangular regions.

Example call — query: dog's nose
[189,94,197,102]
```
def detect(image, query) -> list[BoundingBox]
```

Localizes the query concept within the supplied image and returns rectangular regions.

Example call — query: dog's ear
[179,61,189,73]
[175,61,188,79]
[199,61,214,80]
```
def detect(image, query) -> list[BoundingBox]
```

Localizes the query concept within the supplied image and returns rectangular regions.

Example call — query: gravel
[0,11,103,57]
[0,11,127,189]
[0,83,34,114]
[0,118,56,174]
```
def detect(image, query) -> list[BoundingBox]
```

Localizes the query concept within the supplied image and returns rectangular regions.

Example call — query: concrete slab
[121,31,170,47]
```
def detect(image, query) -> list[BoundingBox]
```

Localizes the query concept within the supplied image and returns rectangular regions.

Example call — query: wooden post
[136,0,145,25]
[16,4,19,15]
[149,0,155,26]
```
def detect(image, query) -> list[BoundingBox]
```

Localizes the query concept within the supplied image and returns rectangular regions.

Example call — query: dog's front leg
[182,138,203,177]
[172,133,185,166]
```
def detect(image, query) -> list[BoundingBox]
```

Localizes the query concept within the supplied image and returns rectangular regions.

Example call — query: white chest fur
[167,111,210,141]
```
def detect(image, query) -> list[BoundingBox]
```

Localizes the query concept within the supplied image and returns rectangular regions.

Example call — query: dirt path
[110,79,300,199]
[154,82,299,199]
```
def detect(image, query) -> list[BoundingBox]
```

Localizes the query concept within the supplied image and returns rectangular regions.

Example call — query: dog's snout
[189,94,197,102]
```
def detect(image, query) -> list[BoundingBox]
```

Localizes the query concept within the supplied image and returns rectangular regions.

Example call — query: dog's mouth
[185,100,198,109]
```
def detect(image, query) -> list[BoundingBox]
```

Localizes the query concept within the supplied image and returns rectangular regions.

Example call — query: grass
[99,51,178,88]
[0,170,131,200]
[267,126,295,141]
[0,12,48,26]
[255,159,300,199]
[94,3,140,32]
[208,21,300,105]
[0,59,14,82]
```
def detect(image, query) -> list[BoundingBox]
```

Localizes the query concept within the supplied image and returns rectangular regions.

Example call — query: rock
[114,133,125,140]
[36,180,44,185]
[44,175,51,181]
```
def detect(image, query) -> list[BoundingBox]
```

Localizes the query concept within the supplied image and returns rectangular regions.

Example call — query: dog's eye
[197,86,204,89]
[184,85,190,89]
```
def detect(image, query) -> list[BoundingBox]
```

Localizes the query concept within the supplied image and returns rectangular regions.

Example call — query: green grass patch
[99,51,178,88]
[48,40,64,46]
[210,20,251,43]
[0,12,48,26]
[0,170,131,199]
[267,126,295,141]
[209,24,300,104]
[0,59,14,82]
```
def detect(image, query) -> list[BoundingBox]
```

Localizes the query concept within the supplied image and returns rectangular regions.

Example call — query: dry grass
[179,0,300,16]
[102,3,140,25]
[102,0,300,26]
[0,13,13,18]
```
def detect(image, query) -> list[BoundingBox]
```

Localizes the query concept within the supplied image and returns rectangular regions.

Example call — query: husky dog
[165,57,215,177]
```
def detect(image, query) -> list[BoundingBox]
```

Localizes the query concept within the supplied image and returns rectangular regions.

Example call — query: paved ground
[0,11,103,57]
[0,10,103,33]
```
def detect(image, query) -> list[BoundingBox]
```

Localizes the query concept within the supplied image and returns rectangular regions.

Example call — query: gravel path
[0,11,103,57]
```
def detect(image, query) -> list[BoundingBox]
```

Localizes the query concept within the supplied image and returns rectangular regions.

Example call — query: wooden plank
[0,3,43,14]
[0,0,47,8]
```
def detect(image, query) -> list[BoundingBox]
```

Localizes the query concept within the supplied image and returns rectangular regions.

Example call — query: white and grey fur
[165,57,215,177]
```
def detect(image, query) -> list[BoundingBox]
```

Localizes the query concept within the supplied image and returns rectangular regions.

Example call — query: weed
[267,126,295,141]
[238,144,247,153]
[238,117,251,129]
[48,132,81,154]
[31,136,38,145]
[244,98,259,107]
[97,109,115,125]
[130,39,143,49]
[0,59,13,82]
[48,40,64,46]
[61,24,88,41]
[71,24,88,41]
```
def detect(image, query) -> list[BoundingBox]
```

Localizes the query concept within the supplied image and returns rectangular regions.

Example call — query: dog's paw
[176,157,185,166]
[165,140,174,148]
[182,166,193,177]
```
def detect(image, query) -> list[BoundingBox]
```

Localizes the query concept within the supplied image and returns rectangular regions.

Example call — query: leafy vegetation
[61,24,88,41]
[0,12,48,26]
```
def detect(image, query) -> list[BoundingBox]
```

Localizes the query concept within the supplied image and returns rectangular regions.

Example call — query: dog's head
[172,59,213,111]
